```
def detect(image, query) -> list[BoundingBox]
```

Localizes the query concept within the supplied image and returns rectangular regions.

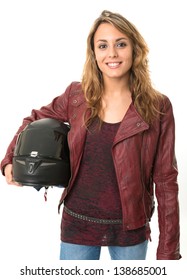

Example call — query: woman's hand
[4,164,22,186]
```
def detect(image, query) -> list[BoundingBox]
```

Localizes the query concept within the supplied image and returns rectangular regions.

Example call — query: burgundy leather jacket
[1,82,181,259]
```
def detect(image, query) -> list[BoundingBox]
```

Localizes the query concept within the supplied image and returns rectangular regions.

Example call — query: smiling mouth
[106,62,121,68]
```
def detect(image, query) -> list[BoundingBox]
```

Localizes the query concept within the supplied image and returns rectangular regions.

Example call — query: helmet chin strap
[44,186,49,202]
[44,186,54,202]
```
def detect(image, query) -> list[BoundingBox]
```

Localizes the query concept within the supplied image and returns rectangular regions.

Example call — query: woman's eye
[117,42,127,48]
[98,44,107,49]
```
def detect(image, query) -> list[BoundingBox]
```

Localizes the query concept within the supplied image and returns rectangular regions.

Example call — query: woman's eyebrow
[96,37,129,43]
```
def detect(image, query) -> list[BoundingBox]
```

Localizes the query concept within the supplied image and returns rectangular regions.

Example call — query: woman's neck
[100,81,132,123]
[102,78,131,98]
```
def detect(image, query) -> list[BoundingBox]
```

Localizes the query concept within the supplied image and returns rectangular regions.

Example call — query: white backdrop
[0,0,186,265]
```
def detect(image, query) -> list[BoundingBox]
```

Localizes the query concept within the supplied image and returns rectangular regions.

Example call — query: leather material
[1,82,181,259]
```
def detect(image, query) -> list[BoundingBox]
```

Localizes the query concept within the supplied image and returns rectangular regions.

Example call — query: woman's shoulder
[154,91,174,117]
[160,93,173,109]
[59,81,84,100]
[63,81,85,107]
[67,81,83,95]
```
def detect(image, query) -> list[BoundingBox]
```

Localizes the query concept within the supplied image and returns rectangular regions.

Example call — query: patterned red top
[61,119,147,246]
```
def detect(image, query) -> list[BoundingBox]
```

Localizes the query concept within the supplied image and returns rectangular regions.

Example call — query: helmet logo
[28,162,35,174]
[27,159,42,174]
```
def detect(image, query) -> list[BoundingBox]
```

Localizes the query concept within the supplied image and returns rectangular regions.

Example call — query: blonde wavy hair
[81,10,163,126]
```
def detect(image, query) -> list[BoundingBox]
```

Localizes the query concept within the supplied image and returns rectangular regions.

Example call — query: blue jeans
[60,240,148,260]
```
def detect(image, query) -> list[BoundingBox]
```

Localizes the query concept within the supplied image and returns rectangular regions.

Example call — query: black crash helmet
[13,118,71,191]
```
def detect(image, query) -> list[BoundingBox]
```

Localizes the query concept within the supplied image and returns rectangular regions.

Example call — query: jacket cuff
[157,252,182,260]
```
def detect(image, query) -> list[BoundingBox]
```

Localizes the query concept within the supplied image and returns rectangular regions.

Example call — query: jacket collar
[70,89,149,143]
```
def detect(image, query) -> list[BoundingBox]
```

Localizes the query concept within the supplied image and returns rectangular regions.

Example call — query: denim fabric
[60,240,148,260]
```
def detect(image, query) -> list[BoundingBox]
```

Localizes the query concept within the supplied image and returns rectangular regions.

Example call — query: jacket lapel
[113,103,149,145]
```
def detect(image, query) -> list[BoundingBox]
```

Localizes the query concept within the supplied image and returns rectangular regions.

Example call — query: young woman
[1,10,181,260]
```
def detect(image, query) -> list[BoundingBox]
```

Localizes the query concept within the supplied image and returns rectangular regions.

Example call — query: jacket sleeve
[153,96,181,259]
[0,82,77,175]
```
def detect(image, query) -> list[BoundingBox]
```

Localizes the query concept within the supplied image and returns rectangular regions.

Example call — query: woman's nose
[108,46,118,58]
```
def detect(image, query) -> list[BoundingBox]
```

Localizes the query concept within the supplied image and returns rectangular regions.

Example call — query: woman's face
[94,23,133,82]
